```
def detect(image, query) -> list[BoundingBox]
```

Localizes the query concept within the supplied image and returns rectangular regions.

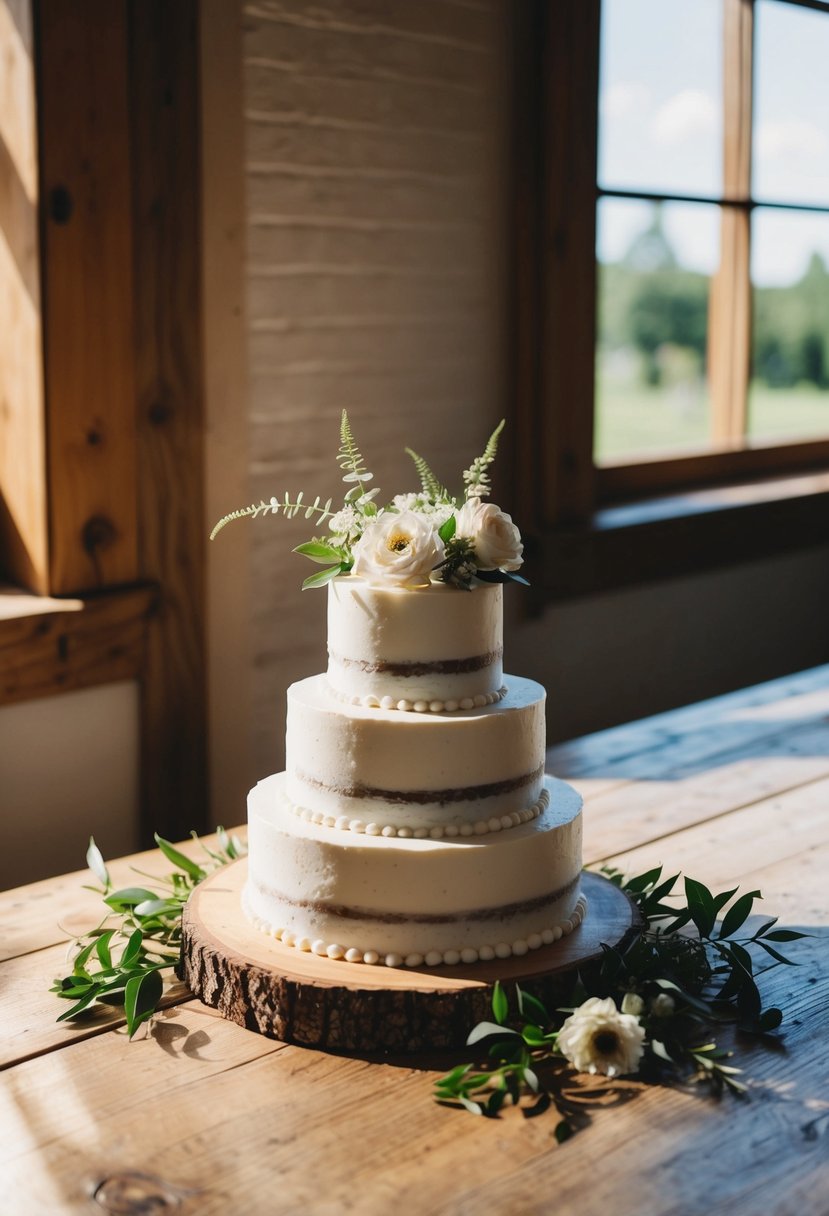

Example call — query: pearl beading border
[290,785,550,840]
[245,891,588,969]
[329,685,509,714]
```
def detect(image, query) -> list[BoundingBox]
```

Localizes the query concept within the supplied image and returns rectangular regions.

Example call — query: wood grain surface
[2,663,828,1215]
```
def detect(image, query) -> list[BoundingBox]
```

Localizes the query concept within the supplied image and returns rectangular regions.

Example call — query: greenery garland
[435,865,805,1139]
[53,841,804,1135]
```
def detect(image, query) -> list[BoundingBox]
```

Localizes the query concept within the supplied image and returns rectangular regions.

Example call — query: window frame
[510,0,829,591]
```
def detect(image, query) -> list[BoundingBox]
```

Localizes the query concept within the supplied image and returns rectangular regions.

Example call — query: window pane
[750,208,829,444]
[753,1,829,207]
[596,197,720,463]
[598,0,722,198]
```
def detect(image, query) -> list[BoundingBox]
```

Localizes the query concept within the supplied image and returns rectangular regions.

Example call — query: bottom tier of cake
[244,772,584,967]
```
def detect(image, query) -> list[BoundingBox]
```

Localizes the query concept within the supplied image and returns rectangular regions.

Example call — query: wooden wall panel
[130,0,209,840]
[0,0,48,592]
[37,0,138,593]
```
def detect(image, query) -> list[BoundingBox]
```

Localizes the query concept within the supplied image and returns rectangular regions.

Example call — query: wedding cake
[214,415,585,968]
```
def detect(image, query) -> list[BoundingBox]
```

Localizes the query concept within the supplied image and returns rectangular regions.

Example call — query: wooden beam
[709,0,753,447]
[130,0,209,842]
[37,0,139,593]
[0,0,48,593]
[511,0,600,530]
[541,0,600,525]
[0,583,156,705]
[200,0,254,826]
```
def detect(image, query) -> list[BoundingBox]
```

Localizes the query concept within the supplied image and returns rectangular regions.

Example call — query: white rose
[557,996,646,1078]
[453,497,523,571]
[351,511,444,587]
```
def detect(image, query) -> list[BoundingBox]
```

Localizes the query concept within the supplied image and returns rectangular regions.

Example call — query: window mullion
[710,0,754,448]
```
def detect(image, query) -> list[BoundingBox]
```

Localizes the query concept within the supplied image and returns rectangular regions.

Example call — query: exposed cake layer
[327,576,503,707]
[285,673,546,830]
[245,773,583,962]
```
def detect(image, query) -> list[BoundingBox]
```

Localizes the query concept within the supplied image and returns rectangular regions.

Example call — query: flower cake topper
[211,411,527,591]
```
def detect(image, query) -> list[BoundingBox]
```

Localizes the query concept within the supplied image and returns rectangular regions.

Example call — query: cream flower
[453,497,523,571]
[351,510,444,587]
[557,997,646,1078]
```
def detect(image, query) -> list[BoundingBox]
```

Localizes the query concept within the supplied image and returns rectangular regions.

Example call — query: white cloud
[651,89,718,146]
[601,81,650,121]
[757,120,829,161]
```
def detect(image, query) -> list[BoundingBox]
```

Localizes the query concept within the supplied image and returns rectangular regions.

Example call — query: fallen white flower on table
[557,996,646,1078]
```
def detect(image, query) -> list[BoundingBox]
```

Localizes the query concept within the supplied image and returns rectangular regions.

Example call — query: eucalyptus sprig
[51,830,245,1039]
[436,867,806,1137]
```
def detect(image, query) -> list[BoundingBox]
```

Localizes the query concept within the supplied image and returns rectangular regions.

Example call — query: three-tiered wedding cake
[243,575,585,968]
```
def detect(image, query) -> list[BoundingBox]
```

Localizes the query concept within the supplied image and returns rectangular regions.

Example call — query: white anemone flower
[557,996,646,1078]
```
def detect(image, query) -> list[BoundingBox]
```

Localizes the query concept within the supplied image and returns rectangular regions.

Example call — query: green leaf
[153,835,206,882]
[492,980,509,1025]
[516,986,550,1026]
[466,1021,520,1047]
[757,941,798,966]
[104,887,162,911]
[554,1119,574,1144]
[718,890,762,939]
[684,876,717,938]
[72,938,99,975]
[459,1094,484,1116]
[94,930,115,970]
[86,838,110,889]
[56,987,103,1022]
[301,564,343,591]
[124,968,164,1038]
[438,514,456,543]
[293,541,345,565]
[624,865,664,893]
[134,899,180,918]
[763,929,807,942]
[650,1039,675,1063]
[522,1066,539,1093]
[711,886,740,915]
[434,1063,473,1092]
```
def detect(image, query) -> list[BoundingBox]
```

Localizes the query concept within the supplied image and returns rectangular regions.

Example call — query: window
[511,0,829,588]
[597,0,829,494]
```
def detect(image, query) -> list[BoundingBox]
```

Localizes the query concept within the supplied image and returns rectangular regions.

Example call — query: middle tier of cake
[285,673,546,834]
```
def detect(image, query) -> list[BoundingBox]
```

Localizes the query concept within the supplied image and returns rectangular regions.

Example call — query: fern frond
[462,419,505,500]
[337,409,369,480]
[405,447,444,500]
[210,495,333,540]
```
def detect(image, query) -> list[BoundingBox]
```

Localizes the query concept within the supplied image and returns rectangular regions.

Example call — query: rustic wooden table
[3,666,829,1215]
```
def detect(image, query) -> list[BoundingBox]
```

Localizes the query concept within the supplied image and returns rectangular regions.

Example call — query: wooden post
[129,0,210,841]
[709,0,753,448]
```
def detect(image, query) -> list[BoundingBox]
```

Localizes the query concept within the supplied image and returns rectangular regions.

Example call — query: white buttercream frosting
[245,773,583,958]
[327,576,503,704]
[285,673,546,831]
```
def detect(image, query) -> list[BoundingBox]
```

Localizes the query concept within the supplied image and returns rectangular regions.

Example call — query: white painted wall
[0,680,139,889]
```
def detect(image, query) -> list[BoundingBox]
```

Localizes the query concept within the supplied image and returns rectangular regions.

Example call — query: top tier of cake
[326,577,504,710]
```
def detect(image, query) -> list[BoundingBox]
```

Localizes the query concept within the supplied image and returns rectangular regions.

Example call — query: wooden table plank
[547,662,829,777]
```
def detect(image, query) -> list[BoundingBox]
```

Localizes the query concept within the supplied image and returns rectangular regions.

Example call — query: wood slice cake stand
[180,862,640,1054]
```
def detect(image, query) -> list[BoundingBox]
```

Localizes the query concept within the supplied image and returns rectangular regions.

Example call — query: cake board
[179,864,641,1054]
